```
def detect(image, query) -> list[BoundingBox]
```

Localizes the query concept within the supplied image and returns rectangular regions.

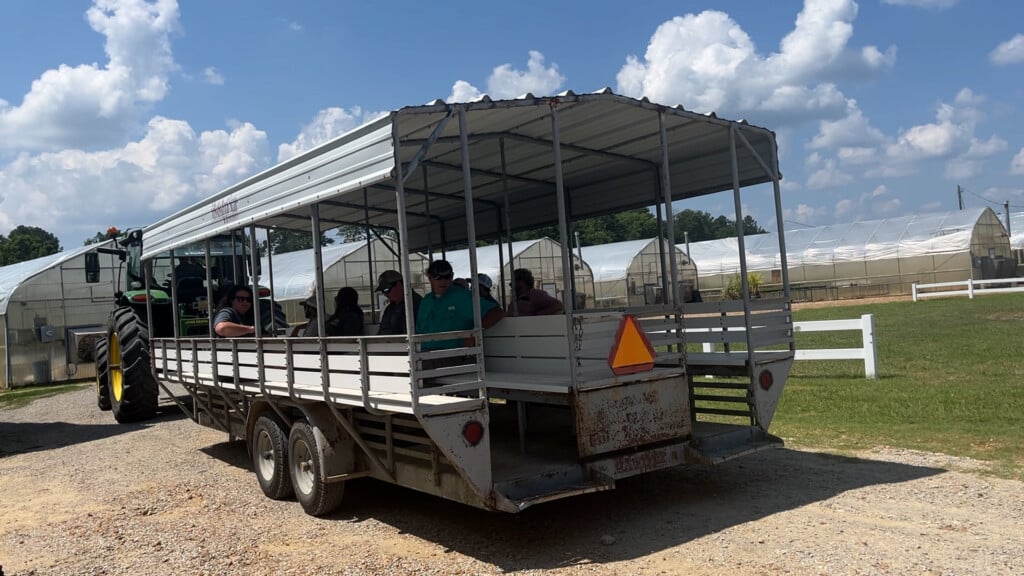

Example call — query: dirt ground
[1,386,1021,576]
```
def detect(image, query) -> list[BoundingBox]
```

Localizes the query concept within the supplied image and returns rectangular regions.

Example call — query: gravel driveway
[1,386,1021,576]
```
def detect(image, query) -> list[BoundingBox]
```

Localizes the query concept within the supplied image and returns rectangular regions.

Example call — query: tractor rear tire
[252,415,294,500]
[288,421,344,516]
[95,337,111,411]
[108,306,159,423]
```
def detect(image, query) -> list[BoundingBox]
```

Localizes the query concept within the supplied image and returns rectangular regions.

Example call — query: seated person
[417,259,504,350]
[376,270,422,335]
[290,295,319,337]
[174,256,205,279]
[507,268,564,316]
[325,287,364,336]
[475,273,499,305]
[213,285,256,337]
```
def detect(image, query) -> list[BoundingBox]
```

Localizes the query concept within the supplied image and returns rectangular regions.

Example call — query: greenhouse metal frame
[579,238,696,308]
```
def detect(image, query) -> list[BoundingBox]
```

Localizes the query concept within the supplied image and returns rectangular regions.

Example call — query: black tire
[108,306,159,423]
[95,337,111,411]
[252,415,294,500]
[288,421,344,516]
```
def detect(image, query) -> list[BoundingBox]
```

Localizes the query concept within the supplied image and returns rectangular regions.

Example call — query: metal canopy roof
[142,89,778,259]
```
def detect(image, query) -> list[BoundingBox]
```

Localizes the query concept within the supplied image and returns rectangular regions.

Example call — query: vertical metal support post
[653,187,669,304]
[363,188,377,322]
[729,126,756,372]
[204,240,215,335]
[248,225,264,337]
[550,108,574,314]
[422,165,433,260]
[659,112,680,306]
[143,258,156,377]
[169,249,181,339]
[458,109,483,339]
[264,227,277,315]
[392,115,419,405]
[311,206,328,337]
[769,136,790,300]
[499,138,517,313]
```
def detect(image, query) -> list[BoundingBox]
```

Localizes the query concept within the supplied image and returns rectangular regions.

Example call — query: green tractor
[88,228,286,423]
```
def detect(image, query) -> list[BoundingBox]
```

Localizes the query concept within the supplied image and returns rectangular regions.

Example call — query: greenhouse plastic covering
[259,241,368,301]
[443,239,543,280]
[684,208,994,276]
[1012,212,1023,250]
[0,242,111,315]
[579,239,661,282]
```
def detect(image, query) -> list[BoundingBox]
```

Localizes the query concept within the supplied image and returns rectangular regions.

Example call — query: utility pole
[957,185,964,210]
[1005,201,1011,237]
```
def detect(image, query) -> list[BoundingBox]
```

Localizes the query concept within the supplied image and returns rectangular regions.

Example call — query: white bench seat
[686,350,793,367]
[436,371,572,395]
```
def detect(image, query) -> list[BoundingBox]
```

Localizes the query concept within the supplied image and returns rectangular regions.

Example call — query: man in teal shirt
[417,259,504,350]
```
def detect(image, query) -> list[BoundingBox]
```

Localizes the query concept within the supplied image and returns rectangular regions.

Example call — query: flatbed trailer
[94,90,794,515]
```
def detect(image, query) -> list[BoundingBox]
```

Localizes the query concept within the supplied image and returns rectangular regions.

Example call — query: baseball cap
[376,270,403,293]
[302,295,317,308]
[476,273,494,290]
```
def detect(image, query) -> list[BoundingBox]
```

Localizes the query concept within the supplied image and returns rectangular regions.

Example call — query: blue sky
[1,0,1022,249]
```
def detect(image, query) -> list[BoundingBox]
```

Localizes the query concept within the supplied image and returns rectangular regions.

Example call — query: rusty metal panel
[585,442,689,480]
[573,375,691,457]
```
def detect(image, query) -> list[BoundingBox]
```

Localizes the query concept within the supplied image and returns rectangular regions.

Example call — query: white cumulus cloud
[202,66,224,85]
[447,51,566,102]
[990,34,1024,65]
[0,0,180,152]
[0,117,269,241]
[615,0,895,125]
[1011,148,1024,175]
[277,107,385,162]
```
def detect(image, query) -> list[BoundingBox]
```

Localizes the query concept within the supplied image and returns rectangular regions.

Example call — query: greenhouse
[579,238,696,308]
[443,237,594,309]
[685,207,1015,300]
[261,238,428,322]
[1011,211,1023,265]
[0,242,118,389]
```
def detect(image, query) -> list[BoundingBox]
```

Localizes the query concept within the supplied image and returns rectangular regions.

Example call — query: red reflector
[258,287,270,297]
[131,294,148,302]
[758,369,774,390]
[462,421,484,446]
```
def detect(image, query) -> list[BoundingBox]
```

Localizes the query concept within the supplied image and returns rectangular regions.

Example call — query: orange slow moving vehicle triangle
[607,315,656,375]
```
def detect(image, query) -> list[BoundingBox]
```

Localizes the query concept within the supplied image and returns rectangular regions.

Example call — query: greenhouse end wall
[2,251,118,389]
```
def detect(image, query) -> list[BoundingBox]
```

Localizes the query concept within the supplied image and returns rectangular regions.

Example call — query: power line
[960,187,1024,211]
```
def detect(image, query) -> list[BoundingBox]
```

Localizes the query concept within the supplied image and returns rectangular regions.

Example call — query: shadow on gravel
[323,447,945,572]
[0,402,187,458]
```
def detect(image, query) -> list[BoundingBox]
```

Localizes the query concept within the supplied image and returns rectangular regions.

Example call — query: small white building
[0,242,118,388]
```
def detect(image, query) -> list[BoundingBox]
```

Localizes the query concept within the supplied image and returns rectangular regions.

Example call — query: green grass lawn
[773,293,1024,477]
[0,381,90,410]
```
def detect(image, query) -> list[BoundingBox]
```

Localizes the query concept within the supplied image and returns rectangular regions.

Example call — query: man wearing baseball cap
[375,270,421,335]
[416,259,504,350]
[290,295,319,337]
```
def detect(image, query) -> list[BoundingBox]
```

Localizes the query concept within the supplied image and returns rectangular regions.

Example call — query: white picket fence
[912,277,1024,301]
[696,313,878,379]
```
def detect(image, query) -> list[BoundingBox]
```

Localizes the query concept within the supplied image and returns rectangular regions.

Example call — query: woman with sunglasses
[213,284,257,337]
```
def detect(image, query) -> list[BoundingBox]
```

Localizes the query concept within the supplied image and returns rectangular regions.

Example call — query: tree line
[513,209,766,247]
[0,226,62,266]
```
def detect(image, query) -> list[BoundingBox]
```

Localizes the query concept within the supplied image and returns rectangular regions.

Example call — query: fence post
[861,314,877,379]
[912,282,918,302]
[968,278,974,299]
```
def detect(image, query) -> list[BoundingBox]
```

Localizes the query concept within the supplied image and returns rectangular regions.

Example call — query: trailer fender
[292,404,356,480]
[751,357,793,430]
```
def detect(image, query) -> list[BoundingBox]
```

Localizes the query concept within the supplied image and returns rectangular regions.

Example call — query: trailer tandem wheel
[252,415,294,500]
[108,307,159,423]
[288,421,344,516]
[94,337,111,411]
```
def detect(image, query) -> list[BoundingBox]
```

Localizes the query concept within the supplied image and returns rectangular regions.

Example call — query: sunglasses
[233,296,252,302]
[429,272,454,281]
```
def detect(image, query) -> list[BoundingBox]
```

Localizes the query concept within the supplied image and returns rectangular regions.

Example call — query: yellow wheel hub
[109,333,123,402]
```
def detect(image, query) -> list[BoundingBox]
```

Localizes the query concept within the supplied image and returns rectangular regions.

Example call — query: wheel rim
[291,437,315,496]
[109,333,123,402]
[255,430,276,481]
